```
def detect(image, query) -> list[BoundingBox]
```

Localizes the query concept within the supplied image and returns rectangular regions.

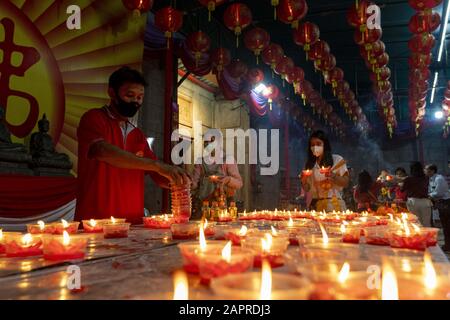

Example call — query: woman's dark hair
[305,130,333,169]
[356,170,373,194]
[108,66,147,93]
[410,161,425,178]
[395,167,407,176]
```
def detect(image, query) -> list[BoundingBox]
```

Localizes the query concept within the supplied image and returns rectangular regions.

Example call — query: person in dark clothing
[353,170,383,212]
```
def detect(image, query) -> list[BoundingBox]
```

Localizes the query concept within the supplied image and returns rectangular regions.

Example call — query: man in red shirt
[75,67,190,224]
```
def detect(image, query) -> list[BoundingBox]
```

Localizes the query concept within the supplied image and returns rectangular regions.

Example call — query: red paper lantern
[224,3,253,47]
[262,43,284,70]
[370,66,391,82]
[155,6,183,47]
[211,47,231,74]
[409,11,441,34]
[247,68,265,86]
[198,0,227,21]
[186,31,211,66]
[347,0,374,28]
[293,22,320,53]
[354,28,382,46]
[274,56,295,81]
[308,40,330,61]
[278,0,308,28]
[122,0,153,16]
[286,66,305,93]
[409,0,443,11]
[244,28,271,64]
[408,33,436,53]
[326,68,344,95]
[227,59,248,79]
[408,53,432,68]
[315,53,336,73]
[361,40,385,62]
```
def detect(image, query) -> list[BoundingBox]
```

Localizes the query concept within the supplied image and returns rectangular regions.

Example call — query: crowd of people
[299,130,450,253]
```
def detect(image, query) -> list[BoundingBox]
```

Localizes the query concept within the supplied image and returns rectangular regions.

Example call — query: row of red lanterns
[440,81,450,138]
[347,0,397,137]
[407,0,442,135]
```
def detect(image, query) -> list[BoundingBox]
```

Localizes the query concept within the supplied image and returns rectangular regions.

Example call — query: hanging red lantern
[275,56,294,83]
[373,81,392,93]
[409,0,443,11]
[360,40,385,62]
[408,33,436,53]
[211,47,231,74]
[286,66,305,93]
[408,53,432,68]
[409,11,441,34]
[155,6,183,48]
[326,68,344,95]
[336,81,351,100]
[262,43,284,70]
[308,40,330,61]
[122,0,153,16]
[278,0,308,29]
[347,0,374,29]
[262,84,280,110]
[244,28,271,64]
[224,3,253,47]
[186,31,211,67]
[409,68,430,83]
[314,53,336,73]
[247,68,265,86]
[227,59,248,79]
[293,22,320,57]
[198,0,227,21]
[354,28,382,46]
[370,66,391,82]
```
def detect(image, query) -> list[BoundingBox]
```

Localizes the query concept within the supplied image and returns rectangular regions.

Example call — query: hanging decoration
[278,0,308,29]
[211,47,231,74]
[223,3,253,47]
[244,28,271,64]
[186,31,211,67]
[155,6,184,48]
[293,22,320,59]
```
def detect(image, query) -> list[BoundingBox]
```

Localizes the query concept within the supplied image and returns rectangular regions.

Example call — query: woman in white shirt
[300,130,350,212]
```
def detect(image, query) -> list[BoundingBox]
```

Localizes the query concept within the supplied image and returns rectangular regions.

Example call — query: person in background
[342,166,356,211]
[353,170,383,212]
[300,130,349,212]
[391,167,408,207]
[425,164,450,252]
[401,162,432,227]
[190,136,243,220]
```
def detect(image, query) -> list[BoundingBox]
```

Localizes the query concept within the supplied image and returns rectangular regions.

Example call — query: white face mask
[311,146,324,157]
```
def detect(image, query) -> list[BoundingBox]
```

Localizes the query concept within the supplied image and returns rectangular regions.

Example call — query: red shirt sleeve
[143,143,170,189]
[77,109,108,160]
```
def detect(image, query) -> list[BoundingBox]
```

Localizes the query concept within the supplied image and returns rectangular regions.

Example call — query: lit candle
[260,260,272,300]
[103,221,130,239]
[301,169,312,177]
[42,231,88,261]
[3,233,43,258]
[27,220,54,235]
[143,214,175,229]
[173,270,189,300]
[381,262,399,300]
[82,219,103,233]
[242,233,289,268]
[337,262,350,284]
[53,219,80,235]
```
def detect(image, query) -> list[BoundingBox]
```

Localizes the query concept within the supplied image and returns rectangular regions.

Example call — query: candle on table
[82,219,104,233]
[42,231,88,261]
[27,220,55,234]
[3,233,43,258]
[53,219,80,235]
[143,214,175,229]
[103,218,130,239]
[224,225,249,245]
[241,233,289,268]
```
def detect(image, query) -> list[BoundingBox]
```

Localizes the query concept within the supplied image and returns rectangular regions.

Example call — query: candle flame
[199,224,207,252]
[203,219,208,230]
[0,229,2,240]
[402,220,410,236]
[288,217,294,227]
[381,262,399,300]
[164,215,169,221]
[261,234,273,252]
[401,259,412,273]
[388,213,393,222]
[318,223,329,244]
[412,223,421,233]
[22,233,32,246]
[111,216,116,224]
[271,226,278,236]
[260,259,272,300]
[340,223,346,234]
[338,262,350,284]
[222,241,232,263]
[173,270,188,300]
[238,225,248,236]
[37,220,45,230]
[89,219,97,227]
[423,251,437,290]
[61,219,68,228]
[62,231,70,246]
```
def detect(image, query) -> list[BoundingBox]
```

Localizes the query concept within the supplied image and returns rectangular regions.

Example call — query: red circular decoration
[409,0,443,11]
[308,40,330,61]
[293,22,320,51]
[122,0,153,13]
[246,68,265,85]
[262,43,284,69]
[315,53,336,72]
[224,3,252,36]
[227,59,248,78]
[155,6,183,38]
[186,31,211,62]
[278,0,308,26]
[409,11,441,34]
[211,47,231,73]
[244,27,270,59]
[286,66,305,84]
[354,28,382,45]
[326,67,344,86]
[274,56,295,78]
[408,33,436,53]
[408,53,432,68]
[347,0,374,27]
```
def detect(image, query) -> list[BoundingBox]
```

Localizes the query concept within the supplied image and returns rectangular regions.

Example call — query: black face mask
[114,94,141,118]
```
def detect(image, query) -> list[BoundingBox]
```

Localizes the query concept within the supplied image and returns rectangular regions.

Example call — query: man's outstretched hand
[156,162,192,186]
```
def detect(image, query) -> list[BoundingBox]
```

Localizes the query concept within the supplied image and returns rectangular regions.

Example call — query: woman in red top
[353,170,383,212]
[390,167,408,206]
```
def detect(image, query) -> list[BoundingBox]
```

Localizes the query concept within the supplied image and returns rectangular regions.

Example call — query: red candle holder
[365,226,391,246]
[301,169,313,177]
[389,230,428,251]
[143,215,176,229]
[26,221,55,235]
[198,247,254,284]
[3,233,43,258]
[177,241,227,274]
[216,213,234,223]
[82,219,104,233]
[224,227,254,246]
[0,229,5,254]
[103,223,130,239]
[171,222,215,240]
[52,221,80,235]
[241,235,289,268]
[319,166,332,175]
[42,233,88,261]
[341,226,361,244]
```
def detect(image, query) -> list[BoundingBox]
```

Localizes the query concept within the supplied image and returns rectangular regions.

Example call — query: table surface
[0,226,448,300]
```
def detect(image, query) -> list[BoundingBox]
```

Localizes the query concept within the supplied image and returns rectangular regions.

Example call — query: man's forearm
[89,141,161,172]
